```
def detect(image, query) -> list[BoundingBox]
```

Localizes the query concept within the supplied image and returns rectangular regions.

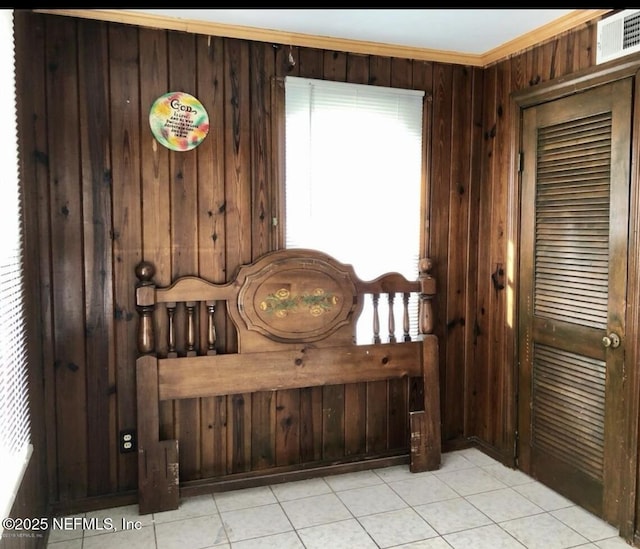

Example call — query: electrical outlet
[119,429,137,453]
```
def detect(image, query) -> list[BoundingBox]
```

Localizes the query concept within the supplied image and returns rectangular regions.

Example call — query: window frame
[271,74,432,268]
[0,8,33,527]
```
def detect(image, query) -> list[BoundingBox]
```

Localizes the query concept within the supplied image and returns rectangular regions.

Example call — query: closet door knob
[602,333,621,349]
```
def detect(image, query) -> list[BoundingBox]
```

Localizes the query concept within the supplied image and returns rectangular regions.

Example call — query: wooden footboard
[134,249,440,514]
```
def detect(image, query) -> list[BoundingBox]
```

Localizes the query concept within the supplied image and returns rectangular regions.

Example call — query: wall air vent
[597,9,640,64]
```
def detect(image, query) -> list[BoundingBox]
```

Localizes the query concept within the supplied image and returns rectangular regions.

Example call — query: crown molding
[482,9,612,66]
[33,8,612,68]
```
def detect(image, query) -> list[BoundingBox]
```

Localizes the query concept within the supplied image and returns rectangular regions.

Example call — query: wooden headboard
[134,248,441,514]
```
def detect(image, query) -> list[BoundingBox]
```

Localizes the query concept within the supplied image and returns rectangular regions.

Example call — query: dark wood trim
[512,51,640,108]
[49,491,138,517]
[619,67,640,542]
[505,78,522,470]
[180,454,410,497]
[34,9,613,68]
[270,76,286,250]
[465,436,513,465]
[510,53,640,543]
[420,92,432,259]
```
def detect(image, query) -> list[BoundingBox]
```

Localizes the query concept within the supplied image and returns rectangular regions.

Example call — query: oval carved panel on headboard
[236,250,359,343]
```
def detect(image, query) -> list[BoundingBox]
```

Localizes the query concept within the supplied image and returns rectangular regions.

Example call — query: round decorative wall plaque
[149,91,210,151]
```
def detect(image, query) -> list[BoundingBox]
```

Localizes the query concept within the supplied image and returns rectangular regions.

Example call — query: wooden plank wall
[0,12,51,549]
[469,21,599,457]
[14,9,603,512]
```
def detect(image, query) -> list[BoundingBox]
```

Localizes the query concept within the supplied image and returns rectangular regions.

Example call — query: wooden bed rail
[134,249,440,515]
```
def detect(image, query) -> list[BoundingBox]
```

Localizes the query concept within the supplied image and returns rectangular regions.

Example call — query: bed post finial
[135,261,157,355]
[418,258,436,335]
[136,260,156,283]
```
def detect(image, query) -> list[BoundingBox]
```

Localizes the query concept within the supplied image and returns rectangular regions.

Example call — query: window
[0,9,31,527]
[284,76,424,342]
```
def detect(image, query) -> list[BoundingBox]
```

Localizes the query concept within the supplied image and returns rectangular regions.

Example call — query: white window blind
[284,76,424,342]
[0,9,32,527]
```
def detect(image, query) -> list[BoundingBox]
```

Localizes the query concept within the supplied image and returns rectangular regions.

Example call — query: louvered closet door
[518,78,631,525]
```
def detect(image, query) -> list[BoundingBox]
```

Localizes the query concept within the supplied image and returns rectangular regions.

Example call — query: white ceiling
[127,9,581,56]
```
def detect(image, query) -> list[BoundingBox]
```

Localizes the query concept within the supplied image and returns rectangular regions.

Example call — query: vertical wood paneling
[20,12,620,513]
[534,38,551,82]
[473,64,497,441]
[553,35,569,79]
[525,44,539,87]
[510,51,528,92]
[300,387,323,462]
[78,19,115,496]
[463,67,484,438]
[167,31,201,480]
[430,62,454,442]
[323,49,347,81]
[252,389,275,470]
[578,24,595,70]
[445,65,473,442]
[344,384,367,456]
[322,384,345,460]
[224,38,253,473]
[473,23,602,457]
[298,46,323,80]
[346,53,368,84]
[250,42,277,471]
[210,396,228,476]
[488,60,510,450]
[541,37,558,83]
[275,390,300,466]
[250,42,275,256]
[567,30,581,73]
[224,38,253,290]
[139,28,171,305]
[109,22,142,492]
[196,34,228,477]
[46,16,89,501]
[490,45,531,453]
[19,12,59,505]
[138,28,174,448]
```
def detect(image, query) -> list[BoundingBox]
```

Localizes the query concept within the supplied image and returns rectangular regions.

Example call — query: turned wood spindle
[388,292,396,343]
[206,302,217,355]
[167,303,177,358]
[372,293,381,344]
[135,261,157,355]
[186,302,196,357]
[418,257,435,335]
[403,292,411,342]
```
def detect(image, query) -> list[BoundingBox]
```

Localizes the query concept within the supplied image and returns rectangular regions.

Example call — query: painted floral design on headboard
[259,288,339,318]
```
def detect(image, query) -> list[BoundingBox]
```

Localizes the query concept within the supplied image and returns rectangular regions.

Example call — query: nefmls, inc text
[52,517,142,531]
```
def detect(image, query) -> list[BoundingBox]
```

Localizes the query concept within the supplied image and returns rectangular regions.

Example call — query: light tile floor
[45,448,632,549]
